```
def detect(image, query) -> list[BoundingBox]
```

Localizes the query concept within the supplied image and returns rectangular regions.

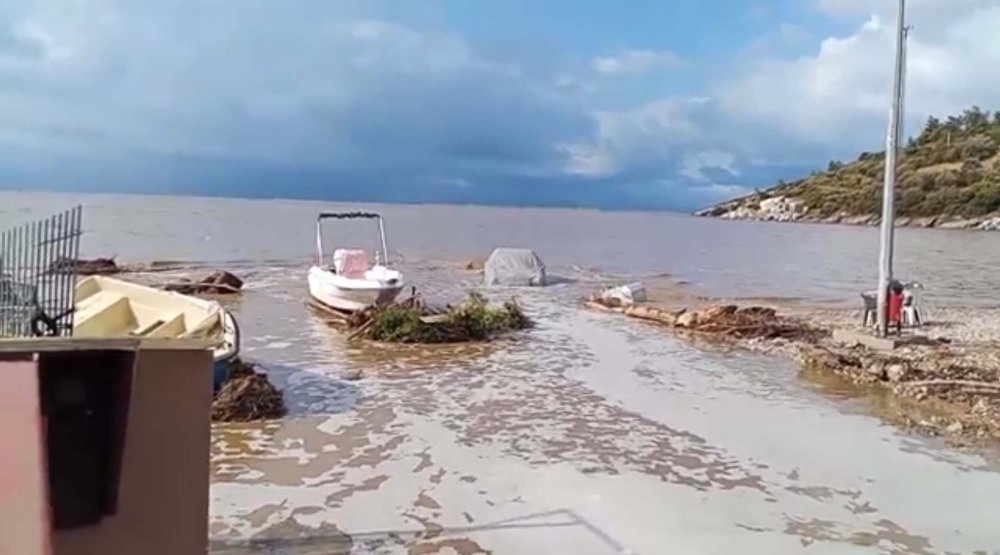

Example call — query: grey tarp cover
[483,248,547,286]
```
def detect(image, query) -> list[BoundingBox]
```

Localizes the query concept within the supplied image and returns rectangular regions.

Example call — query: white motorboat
[307,211,404,313]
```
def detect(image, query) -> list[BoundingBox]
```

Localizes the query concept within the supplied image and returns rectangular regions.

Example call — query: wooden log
[623,305,679,326]
[347,317,377,340]
[584,301,623,313]
[307,298,352,325]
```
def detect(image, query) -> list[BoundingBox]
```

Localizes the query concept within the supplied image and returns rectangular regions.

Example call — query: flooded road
[4,192,1000,553]
[205,263,1000,554]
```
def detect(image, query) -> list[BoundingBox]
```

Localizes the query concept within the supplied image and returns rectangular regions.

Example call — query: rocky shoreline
[695,195,1000,231]
[586,294,1000,447]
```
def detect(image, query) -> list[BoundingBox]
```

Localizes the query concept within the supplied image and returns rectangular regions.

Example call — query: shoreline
[586,290,1000,448]
[694,207,1000,232]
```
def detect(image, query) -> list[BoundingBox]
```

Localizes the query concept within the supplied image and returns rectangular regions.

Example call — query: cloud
[1,0,996,212]
[591,49,682,75]
[719,1,1000,153]
[0,0,592,184]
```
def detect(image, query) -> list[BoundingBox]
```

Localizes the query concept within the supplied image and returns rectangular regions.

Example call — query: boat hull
[213,356,236,392]
[74,276,241,394]
[307,266,403,312]
[212,310,241,392]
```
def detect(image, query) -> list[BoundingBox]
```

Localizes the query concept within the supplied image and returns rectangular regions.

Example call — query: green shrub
[366,292,531,344]
[720,105,1000,219]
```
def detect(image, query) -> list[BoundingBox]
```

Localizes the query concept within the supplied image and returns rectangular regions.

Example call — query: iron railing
[0,206,83,338]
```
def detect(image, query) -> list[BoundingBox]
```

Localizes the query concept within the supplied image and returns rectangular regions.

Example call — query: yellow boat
[73,275,240,390]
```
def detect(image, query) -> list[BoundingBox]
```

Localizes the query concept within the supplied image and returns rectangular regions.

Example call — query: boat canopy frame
[315,212,389,268]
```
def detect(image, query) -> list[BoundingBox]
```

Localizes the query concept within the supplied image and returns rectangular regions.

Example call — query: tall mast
[876,0,908,336]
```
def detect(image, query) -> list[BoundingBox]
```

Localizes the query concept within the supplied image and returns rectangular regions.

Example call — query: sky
[0,0,998,210]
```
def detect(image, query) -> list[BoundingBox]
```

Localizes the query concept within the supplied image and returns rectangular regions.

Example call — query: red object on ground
[888,291,904,324]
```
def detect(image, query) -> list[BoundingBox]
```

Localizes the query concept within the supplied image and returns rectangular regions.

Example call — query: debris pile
[164,270,244,295]
[804,345,1000,441]
[211,360,286,422]
[49,256,121,275]
[588,296,823,342]
[340,291,532,344]
[805,346,1000,397]
[586,283,1000,444]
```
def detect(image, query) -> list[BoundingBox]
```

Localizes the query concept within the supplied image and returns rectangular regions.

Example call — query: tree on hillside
[918,116,942,144]
[963,106,990,132]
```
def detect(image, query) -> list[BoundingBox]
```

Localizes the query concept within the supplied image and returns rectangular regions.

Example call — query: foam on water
[202,263,1000,554]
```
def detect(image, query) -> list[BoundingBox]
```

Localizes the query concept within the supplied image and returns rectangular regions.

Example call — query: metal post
[377,217,389,267]
[876,0,908,336]
[315,220,324,265]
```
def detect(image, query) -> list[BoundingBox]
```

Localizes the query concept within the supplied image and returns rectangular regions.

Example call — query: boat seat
[333,249,371,278]
[73,292,134,337]
[142,312,187,338]
[131,319,165,337]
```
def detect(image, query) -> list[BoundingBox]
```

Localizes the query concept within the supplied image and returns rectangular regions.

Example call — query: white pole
[378,217,389,267]
[316,219,324,265]
[876,0,908,336]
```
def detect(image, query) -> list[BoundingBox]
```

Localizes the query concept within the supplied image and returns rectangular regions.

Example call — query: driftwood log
[587,298,821,342]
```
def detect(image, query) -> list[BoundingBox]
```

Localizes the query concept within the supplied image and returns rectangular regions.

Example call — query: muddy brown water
[5,192,1000,553]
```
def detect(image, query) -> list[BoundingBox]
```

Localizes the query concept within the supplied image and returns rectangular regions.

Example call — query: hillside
[697,106,1000,230]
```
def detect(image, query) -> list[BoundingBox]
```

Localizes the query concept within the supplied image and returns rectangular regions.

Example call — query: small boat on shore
[307,211,404,313]
[73,275,241,390]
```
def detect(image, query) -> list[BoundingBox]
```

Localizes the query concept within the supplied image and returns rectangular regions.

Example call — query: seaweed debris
[212,360,286,422]
[349,291,532,344]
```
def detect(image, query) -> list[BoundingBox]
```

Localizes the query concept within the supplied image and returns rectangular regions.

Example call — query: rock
[676,311,699,328]
[865,362,887,380]
[49,256,120,275]
[720,207,759,220]
[911,216,939,228]
[973,399,992,413]
[343,369,363,381]
[894,217,912,228]
[977,216,1000,231]
[886,363,909,382]
[938,218,981,230]
[946,421,964,434]
[165,270,244,294]
[757,196,807,221]
[464,259,485,271]
[842,215,875,226]
[201,270,244,290]
[694,205,732,218]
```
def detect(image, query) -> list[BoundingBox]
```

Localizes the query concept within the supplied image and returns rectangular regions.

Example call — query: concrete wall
[48,348,213,555]
[0,356,52,555]
[0,341,213,555]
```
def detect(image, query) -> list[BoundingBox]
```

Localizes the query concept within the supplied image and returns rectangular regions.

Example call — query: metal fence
[0,206,83,338]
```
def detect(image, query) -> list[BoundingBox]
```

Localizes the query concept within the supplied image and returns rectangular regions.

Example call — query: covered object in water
[483,248,547,286]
